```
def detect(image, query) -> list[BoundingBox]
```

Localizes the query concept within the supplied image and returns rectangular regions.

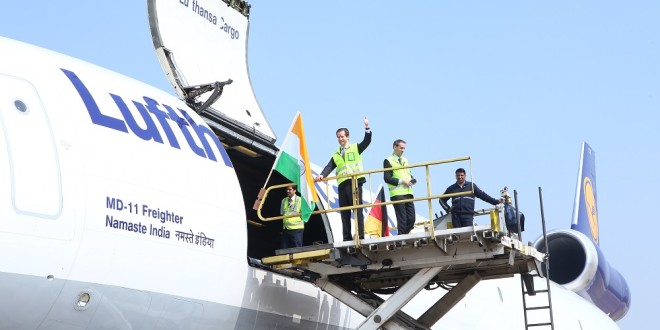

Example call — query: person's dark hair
[336,128,349,137]
[393,139,406,148]
[455,168,466,175]
[287,184,297,190]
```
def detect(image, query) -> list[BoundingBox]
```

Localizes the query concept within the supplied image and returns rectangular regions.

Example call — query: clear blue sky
[1,1,658,329]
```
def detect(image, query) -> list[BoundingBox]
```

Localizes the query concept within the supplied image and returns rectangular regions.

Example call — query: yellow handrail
[256,156,474,222]
[254,155,513,247]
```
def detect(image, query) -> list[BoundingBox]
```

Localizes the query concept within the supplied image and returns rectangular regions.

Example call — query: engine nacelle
[534,229,631,321]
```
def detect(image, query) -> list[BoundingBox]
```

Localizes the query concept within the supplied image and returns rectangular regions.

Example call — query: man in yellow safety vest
[383,139,416,235]
[281,185,304,248]
[315,117,371,241]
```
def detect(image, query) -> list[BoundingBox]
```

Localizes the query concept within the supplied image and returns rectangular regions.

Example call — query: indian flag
[273,112,318,222]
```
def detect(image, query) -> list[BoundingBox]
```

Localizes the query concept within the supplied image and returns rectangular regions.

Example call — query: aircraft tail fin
[535,142,630,320]
[570,142,599,245]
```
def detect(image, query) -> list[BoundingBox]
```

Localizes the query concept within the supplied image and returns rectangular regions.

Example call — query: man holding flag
[280,185,304,248]
[270,112,319,230]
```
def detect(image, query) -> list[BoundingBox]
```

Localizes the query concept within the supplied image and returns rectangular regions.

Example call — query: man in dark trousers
[280,185,304,248]
[383,139,416,235]
[439,168,503,228]
[315,117,371,241]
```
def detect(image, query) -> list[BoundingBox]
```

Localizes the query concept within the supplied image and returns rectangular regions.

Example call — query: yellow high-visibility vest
[386,154,413,197]
[331,143,364,185]
[281,195,304,230]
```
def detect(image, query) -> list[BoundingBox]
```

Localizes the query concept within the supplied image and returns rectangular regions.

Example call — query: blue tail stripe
[571,142,600,245]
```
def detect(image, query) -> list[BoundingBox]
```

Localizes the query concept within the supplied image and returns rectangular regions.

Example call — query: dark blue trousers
[282,229,304,248]
[451,212,474,228]
[392,194,416,234]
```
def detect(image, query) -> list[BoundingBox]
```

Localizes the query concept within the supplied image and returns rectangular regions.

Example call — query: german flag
[365,186,389,237]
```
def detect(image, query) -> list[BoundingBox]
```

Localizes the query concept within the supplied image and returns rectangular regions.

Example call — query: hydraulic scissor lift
[257,157,547,329]
[261,222,544,329]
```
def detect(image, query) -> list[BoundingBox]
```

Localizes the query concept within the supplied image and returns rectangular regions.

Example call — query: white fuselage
[0,36,360,329]
[0,36,619,329]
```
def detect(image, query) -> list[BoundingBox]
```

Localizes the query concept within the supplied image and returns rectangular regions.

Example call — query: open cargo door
[147,0,275,152]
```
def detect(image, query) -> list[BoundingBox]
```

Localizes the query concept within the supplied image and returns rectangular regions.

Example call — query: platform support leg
[417,271,482,327]
[356,267,443,330]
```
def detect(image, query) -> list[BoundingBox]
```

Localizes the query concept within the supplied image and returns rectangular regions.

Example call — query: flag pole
[252,112,301,210]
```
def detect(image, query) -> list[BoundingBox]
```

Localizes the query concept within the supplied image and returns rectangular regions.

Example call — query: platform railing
[256,156,507,244]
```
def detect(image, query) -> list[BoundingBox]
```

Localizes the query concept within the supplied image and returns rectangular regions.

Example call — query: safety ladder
[520,272,554,329]
[520,187,554,329]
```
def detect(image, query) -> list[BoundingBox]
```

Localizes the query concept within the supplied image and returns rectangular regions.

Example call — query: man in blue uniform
[439,168,503,228]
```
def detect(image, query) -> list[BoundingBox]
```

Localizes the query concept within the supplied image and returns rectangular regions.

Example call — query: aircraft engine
[534,229,631,321]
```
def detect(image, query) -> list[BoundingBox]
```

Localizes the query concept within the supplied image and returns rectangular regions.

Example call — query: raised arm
[357,116,371,153]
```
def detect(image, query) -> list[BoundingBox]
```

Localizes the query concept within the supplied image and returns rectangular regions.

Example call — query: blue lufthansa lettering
[220,17,240,40]
[110,94,164,144]
[61,69,128,133]
[161,104,206,158]
[192,0,217,24]
[62,68,233,168]
[144,97,181,149]
[180,109,232,165]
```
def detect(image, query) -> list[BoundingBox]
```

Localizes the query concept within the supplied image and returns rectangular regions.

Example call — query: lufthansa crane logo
[583,177,599,244]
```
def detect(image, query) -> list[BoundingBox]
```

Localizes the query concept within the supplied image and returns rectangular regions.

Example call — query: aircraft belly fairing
[0,272,343,330]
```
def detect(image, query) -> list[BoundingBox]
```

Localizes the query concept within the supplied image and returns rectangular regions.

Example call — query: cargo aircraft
[0,0,629,328]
